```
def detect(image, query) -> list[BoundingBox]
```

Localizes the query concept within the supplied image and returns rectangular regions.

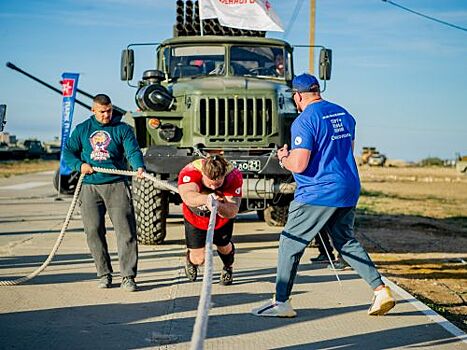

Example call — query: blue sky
[0,0,466,161]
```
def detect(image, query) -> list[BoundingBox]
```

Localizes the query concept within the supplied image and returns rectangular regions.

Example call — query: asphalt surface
[0,171,465,349]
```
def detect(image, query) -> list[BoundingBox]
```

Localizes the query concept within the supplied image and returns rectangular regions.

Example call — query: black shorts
[184,219,234,249]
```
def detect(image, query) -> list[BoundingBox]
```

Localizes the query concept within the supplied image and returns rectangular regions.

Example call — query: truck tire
[257,209,265,221]
[263,204,289,227]
[132,176,169,245]
[53,169,79,195]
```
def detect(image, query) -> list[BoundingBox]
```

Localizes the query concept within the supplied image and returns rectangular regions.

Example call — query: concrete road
[0,172,465,349]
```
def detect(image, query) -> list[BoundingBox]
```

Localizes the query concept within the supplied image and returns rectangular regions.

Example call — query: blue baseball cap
[287,73,320,93]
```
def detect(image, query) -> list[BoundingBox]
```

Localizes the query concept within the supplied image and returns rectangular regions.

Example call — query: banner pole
[55,169,62,201]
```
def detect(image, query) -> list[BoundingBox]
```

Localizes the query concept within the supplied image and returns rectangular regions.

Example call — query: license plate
[231,159,262,172]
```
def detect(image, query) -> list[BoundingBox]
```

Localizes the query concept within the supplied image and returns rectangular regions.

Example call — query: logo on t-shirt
[183,175,191,183]
[294,136,302,146]
[89,130,111,161]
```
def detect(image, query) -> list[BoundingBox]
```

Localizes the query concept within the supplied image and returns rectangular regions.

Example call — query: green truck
[121,1,332,245]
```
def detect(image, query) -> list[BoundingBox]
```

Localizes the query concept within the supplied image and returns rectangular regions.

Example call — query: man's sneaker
[251,298,297,318]
[328,259,352,271]
[310,253,335,263]
[121,276,138,292]
[185,254,198,282]
[219,266,233,285]
[368,286,396,315]
[98,274,112,289]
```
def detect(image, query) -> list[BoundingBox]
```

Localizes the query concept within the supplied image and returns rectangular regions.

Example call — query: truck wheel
[53,169,79,195]
[263,205,289,227]
[132,176,169,245]
[257,210,265,221]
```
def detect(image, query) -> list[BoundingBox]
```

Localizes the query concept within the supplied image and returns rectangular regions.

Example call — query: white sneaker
[368,286,396,316]
[251,298,297,318]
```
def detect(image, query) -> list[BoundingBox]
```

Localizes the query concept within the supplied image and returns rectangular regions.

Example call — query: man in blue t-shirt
[252,73,395,318]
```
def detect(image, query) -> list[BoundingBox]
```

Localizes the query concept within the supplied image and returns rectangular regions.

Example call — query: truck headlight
[159,123,181,142]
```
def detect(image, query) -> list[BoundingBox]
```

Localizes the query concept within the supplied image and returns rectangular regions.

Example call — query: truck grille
[198,97,273,142]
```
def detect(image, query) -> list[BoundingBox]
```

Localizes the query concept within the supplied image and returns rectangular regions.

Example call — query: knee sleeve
[217,242,235,267]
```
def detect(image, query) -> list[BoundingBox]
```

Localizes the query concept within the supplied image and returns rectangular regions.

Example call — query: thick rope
[1,166,219,349]
[0,174,85,286]
[190,198,218,350]
[0,167,177,286]
[92,166,179,193]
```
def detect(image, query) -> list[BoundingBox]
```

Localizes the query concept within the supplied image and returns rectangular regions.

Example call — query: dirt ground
[356,166,467,331]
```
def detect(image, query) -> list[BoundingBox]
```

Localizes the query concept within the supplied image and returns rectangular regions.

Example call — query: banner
[59,73,79,175]
[0,104,6,132]
[200,0,284,32]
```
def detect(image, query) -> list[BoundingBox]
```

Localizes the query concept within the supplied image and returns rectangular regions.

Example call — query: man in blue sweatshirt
[63,94,145,291]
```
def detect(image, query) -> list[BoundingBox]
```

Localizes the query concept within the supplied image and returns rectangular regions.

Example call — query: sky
[0,0,466,162]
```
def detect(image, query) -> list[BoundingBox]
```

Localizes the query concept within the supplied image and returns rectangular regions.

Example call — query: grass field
[0,160,59,177]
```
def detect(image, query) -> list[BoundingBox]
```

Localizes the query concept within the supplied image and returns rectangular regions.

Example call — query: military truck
[120,0,332,244]
[361,146,387,167]
[456,154,467,175]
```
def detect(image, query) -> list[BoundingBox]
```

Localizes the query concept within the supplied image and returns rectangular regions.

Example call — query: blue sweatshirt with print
[63,115,145,184]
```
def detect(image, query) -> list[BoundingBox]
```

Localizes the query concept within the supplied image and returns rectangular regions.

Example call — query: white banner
[199,0,284,32]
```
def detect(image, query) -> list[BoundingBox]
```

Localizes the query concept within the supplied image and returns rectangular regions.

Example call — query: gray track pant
[80,181,138,278]
[276,201,383,302]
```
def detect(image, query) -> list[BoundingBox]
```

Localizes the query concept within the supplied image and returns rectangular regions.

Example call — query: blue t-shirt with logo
[290,100,360,207]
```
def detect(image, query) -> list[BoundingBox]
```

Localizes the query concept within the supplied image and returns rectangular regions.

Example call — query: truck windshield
[168,45,225,79]
[230,46,287,79]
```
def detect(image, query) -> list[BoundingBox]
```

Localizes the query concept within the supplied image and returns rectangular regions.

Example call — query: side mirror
[319,48,332,81]
[0,104,6,132]
[120,49,135,81]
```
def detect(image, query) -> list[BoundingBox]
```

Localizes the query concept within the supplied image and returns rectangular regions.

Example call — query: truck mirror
[319,48,332,81]
[121,49,135,81]
[0,104,6,132]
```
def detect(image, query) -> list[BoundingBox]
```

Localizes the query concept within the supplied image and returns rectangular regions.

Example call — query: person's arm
[214,195,240,219]
[62,128,85,173]
[178,182,209,208]
[122,125,145,171]
[278,145,311,173]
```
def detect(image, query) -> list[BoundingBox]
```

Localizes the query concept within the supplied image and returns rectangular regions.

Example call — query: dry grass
[356,165,467,331]
[0,160,59,177]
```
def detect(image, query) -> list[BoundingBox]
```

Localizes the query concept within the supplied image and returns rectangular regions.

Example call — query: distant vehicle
[361,146,386,167]
[456,155,467,175]
[0,142,27,160]
[22,139,44,159]
[367,152,387,167]
[43,138,61,160]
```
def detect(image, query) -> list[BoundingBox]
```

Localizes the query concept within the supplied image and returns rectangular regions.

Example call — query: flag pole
[199,0,204,36]
[309,0,316,74]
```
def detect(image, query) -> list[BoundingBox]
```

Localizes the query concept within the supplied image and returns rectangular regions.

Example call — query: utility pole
[309,0,316,74]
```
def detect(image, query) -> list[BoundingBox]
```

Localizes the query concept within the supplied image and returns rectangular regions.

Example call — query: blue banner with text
[59,73,79,175]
